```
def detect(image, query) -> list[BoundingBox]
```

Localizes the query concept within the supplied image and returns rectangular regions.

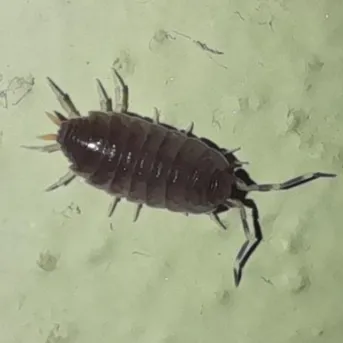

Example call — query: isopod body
[25,68,336,287]
[58,111,233,215]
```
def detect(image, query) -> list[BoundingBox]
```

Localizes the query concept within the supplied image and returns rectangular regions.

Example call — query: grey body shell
[57,110,233,215]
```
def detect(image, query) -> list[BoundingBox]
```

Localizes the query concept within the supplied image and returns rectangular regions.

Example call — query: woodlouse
[24,69,336,286]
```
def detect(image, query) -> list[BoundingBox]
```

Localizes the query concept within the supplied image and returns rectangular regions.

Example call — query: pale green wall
[0,0,342,342]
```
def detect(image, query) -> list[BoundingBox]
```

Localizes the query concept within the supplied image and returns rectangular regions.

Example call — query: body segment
[58,111,232,214]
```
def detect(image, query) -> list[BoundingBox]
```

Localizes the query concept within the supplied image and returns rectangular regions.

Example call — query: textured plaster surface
[0,0,342,342]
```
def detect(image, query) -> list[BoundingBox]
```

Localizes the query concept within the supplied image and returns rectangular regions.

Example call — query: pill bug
[24,69,336,286]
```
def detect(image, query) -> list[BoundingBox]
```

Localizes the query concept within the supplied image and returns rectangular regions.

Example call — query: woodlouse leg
[96,79,113,111]
[108,197,121,217]
[37,133,58,141]
[180,122,194,136]
[221,147,241,156]
[210,205,229,230]
[45,171,76,192]
[153,107,161,123]
[133,204,143,222]
[153,108,193,135]
[233,161,249,169]
[112,68,129,112]
[220,147,249,168]
[21,143,60,153]
[226,199,262,287]
[46,77,81,118]
[236,172,336,192]
[221,147,241,162]
[45,111,67,126]
[210,213,227,230]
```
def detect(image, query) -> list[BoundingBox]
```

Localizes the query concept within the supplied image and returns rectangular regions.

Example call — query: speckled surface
[0,0,342,342]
